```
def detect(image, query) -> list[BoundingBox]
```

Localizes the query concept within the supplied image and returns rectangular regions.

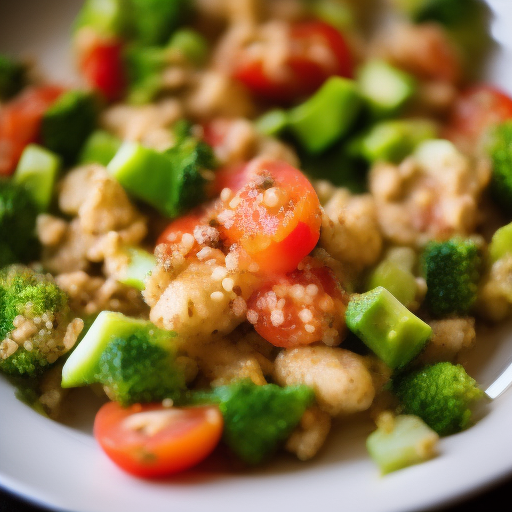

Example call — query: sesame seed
[162,398,174,408]
[290,284,305,300]
[211,266,228,281]
[277,298,286,309]
[247,310,259,324]
[304,324,315,333]
[263,187,280,208]
[24,341,34,351]
[181,233,195,249]
[270,309,285,326]
[222,277,235,292]
[196,247,212,260]
[210,291,224,302]
[306,284,319,296]
[229,196,241,209]
[299,309,313,323]
[248,262,260,273]
[220,187,232,202]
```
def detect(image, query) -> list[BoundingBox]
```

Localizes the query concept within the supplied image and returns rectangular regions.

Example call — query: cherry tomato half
[444,85,512,150]
[94,402,224,478]
[232,21,353,102]
[0,85,64,176]
[80,39,127,101]
[217,160,322,275]
[247,258,348,348]
[157,208,207,246]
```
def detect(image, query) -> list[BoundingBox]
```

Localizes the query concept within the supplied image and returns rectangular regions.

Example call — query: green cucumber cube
[79,130,122,166]
[61,311,174,388]
[489,222,512,263]
[107,142,175,216]
[74,0,130,37]
[367,260,417,308]
[345,287,432,369]
[117,247,156,291]
[13,144,61,211]
[255,109,289,137]
[289,76,362,154]
[357,60,416,118]
[367,414,439,475]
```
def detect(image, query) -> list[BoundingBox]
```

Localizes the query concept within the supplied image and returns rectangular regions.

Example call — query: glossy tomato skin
[0,85,64,176]
[444,85,512,150]
[80,40,126,101]
[157,208,207,246]
[94,402,223,478]
[247,259,348,348]
[232,21,353,102]
[218,160,322,275]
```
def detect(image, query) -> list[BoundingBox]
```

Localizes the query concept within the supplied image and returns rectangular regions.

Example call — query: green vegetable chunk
[392,362,484,436]
[79,130,122,166]
[95,333,187,406]
[108,128,214,218]
[0,54,26,99]
[41,90,98,164]
[488,120,512,215]
[13,144,61,211]
[116,246,156,291]
[74,0,130,37]
[62,311,177,388]
[168,29,209,66]
[488,222,512,263]
[354,118,437,164]
[255,109,289,137]
[357,60,416,118]
[366,414,439,474]
[130,0,191,46]
[367,257,417,309]
[0,266,76,377]
[345,287,432,369]
[422,237,482,318]
[288,76,362,154]
[0,180,39,267]
[212,380,315,465]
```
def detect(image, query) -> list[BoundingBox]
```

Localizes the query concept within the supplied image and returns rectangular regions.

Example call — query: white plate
[2,1,512,511]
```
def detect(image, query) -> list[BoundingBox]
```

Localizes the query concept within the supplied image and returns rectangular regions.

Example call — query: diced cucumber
[355,118,437,163]
[79,130,122,166]
[13,144,61,211]
[130,0,191,46]
[168,29,209,66]
[73,0,130,37]
[367,260,417,308]
[345,287,432,369]
[117,247,156,290]
[367,414,439,475]
[61,311,174,388]
[288,76,362,154]
[309,0,355,31]
[357,60,416,118]
[255,109,289,137]
[0,54,26,100]
[41,90,98,164]
[107,142,174,215]
[489,222,512,263]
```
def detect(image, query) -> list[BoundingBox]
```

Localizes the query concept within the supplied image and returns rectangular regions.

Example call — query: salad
[0,0,510,479]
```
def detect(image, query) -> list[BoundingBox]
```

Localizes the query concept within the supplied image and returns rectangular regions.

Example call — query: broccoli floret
[422,237,482,318]
[392,362,484,436]
[0,180,39,267]
[0,266,80,377]
[488,120,512,215]
[41,90,98,164]
[95,333,187,406]
[210,380,315,465]
[0,54,26,100]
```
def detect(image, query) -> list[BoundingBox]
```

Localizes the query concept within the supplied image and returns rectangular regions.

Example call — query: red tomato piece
[247,258,348,348]
[217,159,322,275]
[157,208,207,246]
[211,162,251,196]
[0,85,64,176]
[232,21,353,102]
[94,402,224,478]
[80,39,126,101]
[444,85,512,150]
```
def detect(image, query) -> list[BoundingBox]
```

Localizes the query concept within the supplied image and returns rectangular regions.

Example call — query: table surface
[1,474,510,512]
